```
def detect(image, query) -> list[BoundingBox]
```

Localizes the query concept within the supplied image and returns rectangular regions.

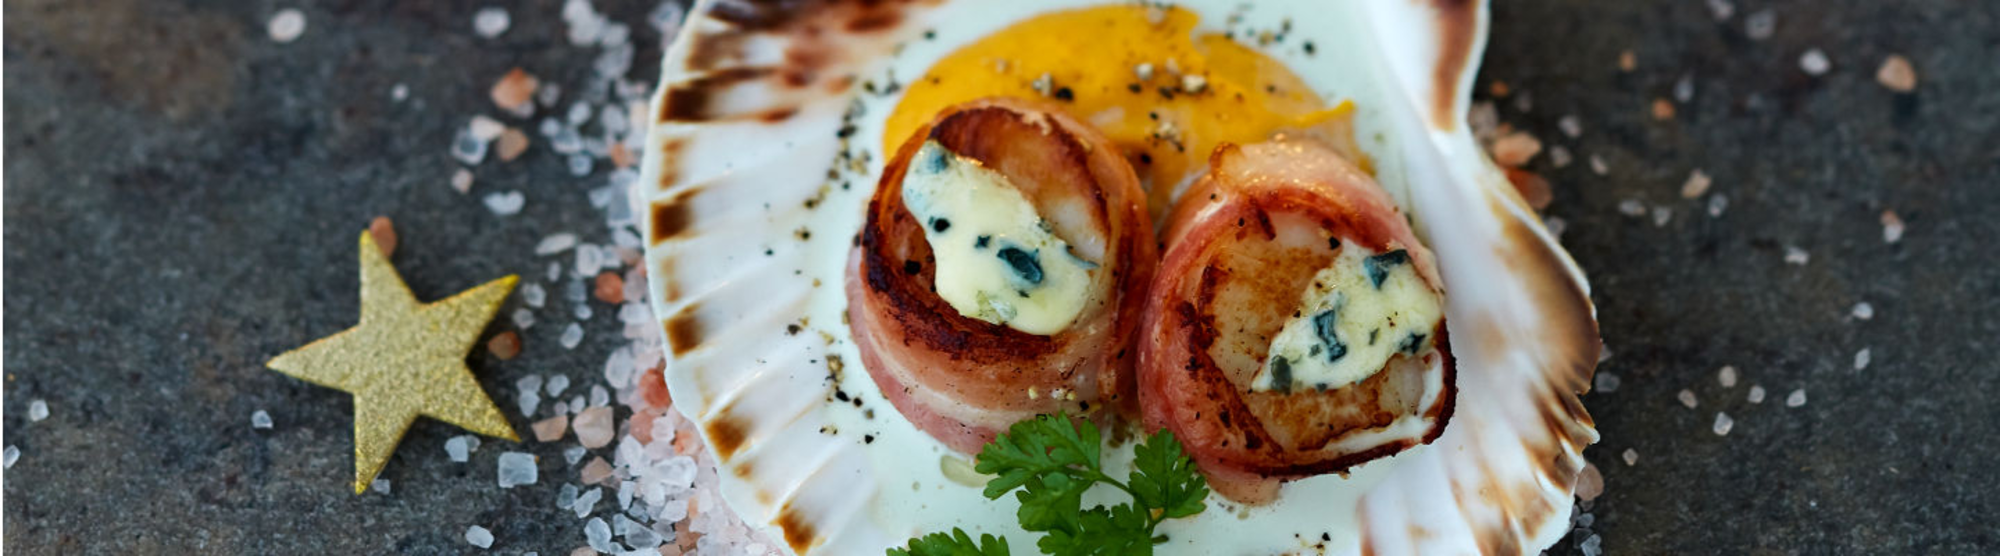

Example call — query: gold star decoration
[268,232,520,493]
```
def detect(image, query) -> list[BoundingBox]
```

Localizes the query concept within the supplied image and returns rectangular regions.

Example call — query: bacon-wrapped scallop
[1137,139,1455,503]
[845,98,1157,454]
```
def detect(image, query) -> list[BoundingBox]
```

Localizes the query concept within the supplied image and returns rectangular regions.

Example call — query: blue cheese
[1250,245,1443,392]
[901,140,1095,335]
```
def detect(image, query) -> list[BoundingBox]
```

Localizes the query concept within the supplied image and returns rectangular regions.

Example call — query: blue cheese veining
[1251,245,1443,392]
[901,140,1095,335]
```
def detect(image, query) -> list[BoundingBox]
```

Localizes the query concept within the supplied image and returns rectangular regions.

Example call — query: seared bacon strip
[846,98,1157,454]
[1137,139,1456,503]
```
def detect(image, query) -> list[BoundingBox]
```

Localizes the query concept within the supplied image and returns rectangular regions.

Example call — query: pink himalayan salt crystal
[533,415,569,442]
[580,456,615,485]
[1574,461,1604,501]
[573,406,616,448]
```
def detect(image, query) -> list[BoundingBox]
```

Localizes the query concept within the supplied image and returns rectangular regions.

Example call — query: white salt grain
[1800,48,1832,76]
[1593,372,1621,394]
[473,7,511,38]
[391,84,409,102]
[451,129,490,165]
[251,409,274,429]
[574,406,616,448]
[560,323,585,349]
[1589,154,1609,176]
[469,115,506,142]
[1712,412,1734,436]
[1744,9,1776,40]
[1580,534,1603,556]
[1707,193,1729,217]
[1854,348,1872,371]
[1677,389,1698,409]
[1651,206,1673,227]
[1680,169,1713,199]
[451,168,475,194]
[564,446,589,465]
[484,191,525,216]
[567,154,594,177]
[1787,388,1807,407]
[586,517,614,553]
[547,375,571,396]
[1784,246,1810,265]
[575,487,604,518]
[517,389,541,416]
[371,478,392,494]
[498,452,539,488]
[573,304,593,321]
[1718,365,1738,388]
[1851,302,1875,320]
[466,525,495,548]
[1549,145,1573,168]
[446,435,474,462]
[1621,448,1638,466]
[1748,385,1767,404]
[5,445,19,469]
[1618,199,1646,217]
[536,233,580,255]
[28,400,49,422]
[558,483,580,509]
[268,9,307,43]
[590,385,610,407]
[1881,210,1906,243]
[1705,0,1735,20]
[1673,74,1696,103]
[511,308,535,330]
[1558,115,1583,139]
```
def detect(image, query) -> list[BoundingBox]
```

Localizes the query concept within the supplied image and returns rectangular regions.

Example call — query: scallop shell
[639,0,1600,554]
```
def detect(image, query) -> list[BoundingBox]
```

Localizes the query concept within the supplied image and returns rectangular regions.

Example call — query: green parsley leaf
[889,528,1012,556]
[1127,430,1210,520]
[1037,505,1155,556]
[975,414,1103,499]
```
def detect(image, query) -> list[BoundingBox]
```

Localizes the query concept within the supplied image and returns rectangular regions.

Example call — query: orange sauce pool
[884,5,1362,217]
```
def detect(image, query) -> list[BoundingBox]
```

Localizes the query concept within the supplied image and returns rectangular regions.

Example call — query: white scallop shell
[640,1,1601,554]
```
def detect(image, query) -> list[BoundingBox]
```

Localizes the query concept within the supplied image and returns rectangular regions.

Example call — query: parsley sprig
[889,413,1210,556]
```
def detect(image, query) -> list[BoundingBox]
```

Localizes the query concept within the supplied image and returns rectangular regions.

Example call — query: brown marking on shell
[657,255,684,302]
[1490,197,1601,397]
[1429,0,1479,132]
[661,0,935,123]
[704,409,748,459]
[651,187,701,243]
[656,138,687,191]
[664,305,705,356]
[775,502,820,554]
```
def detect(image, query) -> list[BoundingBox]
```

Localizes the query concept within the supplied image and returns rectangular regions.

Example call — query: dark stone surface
[3,0,1994,554]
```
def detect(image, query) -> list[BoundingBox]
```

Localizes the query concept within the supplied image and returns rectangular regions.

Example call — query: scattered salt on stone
[469,115,507,142]
[560,323,585,349]
[574,406,617,448]
[1651,98,1675,120]
[473,7,511,38]
[28,400,49,422]
[5,445,20,469]
[581,456,615,485]
[1574,461,1604,501]
[590,385,610,407]
[1651,206,1673,227]
[371,478,392,494]
[1593,372,1621,394]
[1617,199,1646,217]
[1854,348,1872,371]
[391,84,409,102]
[446,435,475,462]
[511,308,535,330]
[489,331,522,360]
[1673,74,1696,103]
[573,304,593,320]
[1680,169,1713,199]
[268,9,306,43]
[536,233,580,255]
[1621,448,1638,466]
[1784,246,1810,265]
[1880,210,1906,244]
[595,272,626,304]
[452,129,490,165]
[534,415,570,442]
[564,445,589,465]
[1717,365,1738,388]
[1588,154,1609,176]
[484,191,525,216]
[1851,302,1875,320]
[1557,115,1583,139]
[451,168,475,194]
[1707,193,1729,217]
[496,128,530,162]
[567,154,595,177]
[252,410,274,429]
[1677,389,1698,409]
[1549,145,1573,168]
[1705,0,1734,20]
[1875,55,1918,93]
[466,525,496,549]
[575,488,604,518]
[1712,412,1734,436]
[1787,389,1808,407]
[547,374,572,396]
[522,283,549,308]
[491,69,538,116]
[1799,48,1832,76]
[558,483,580,509]
[498,452,539,488]
[1748,385,1767,404]
[1616,50,1636,72]
[586,517,613,552]
[1744,9,1776,40]
[1579,534,1602,556]
[518,389,542,417]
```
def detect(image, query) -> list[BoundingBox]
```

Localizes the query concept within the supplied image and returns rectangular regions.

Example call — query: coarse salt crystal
[1558,115,1583,139]
[1717,365,1738,388]
[517,389,541,416]
[1787,389,1807,407]
[1490,132,1542,167]
[1707,193,1729,217]
[523,282,549,308]
[1680,169,1712,199]
[451,168,475,194]
[484,191,525,216]
[1712,412,1734,436]
[1593,372,1621,394]
[496,128,529,161]
[473,7,511,38]
[371,478,392,494]
[1706,0,1735,20]
[1784,246,1810,265]
[534,415,570,442]
[1880,210,1905,243]
[268,9,306,43]
[451,129,490,165]
[252,409,273,429]
[28,399,49,422]
[511,308,535,330]
[567,154,594,177]
[498,452,539,488]
[1876,55,1918,93]
[1745,9,1776,40]
[1589,154,1609,175]
[391,84,409,102]
[469,115,507,142]
[575,406,616,448]
[573,304,593,320]
[536,234,579,256]
[1851,302,1875,320]
[590,385,610,407]
[1677,389,1698,409]
[1181,73,1207,94]
[1651,206,1673,227]
[564,445,588,465]
[1674,74,1696,103]
[1748,385,1767,403]
[1854,348,1872,371]
[560,323,585,349]
[1549,145,1573,168]
[446,435,475,462]
[466,525,495,548]
[575,487,604,518]
[5,445,20,469]
[581,456,615,485]
[1800,48,1832,76]
[586,517,613,552]
[1621,448,1638,466]
[547,374,572,396]
[1580,534,1603,556]
[1574,462,1604,501]
[1618,199,1646,217]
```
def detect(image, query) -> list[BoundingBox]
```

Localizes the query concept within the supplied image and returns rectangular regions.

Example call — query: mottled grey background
[4,0,1996,554]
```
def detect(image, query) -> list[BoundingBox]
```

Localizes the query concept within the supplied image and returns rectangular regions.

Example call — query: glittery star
[268,233,519,493]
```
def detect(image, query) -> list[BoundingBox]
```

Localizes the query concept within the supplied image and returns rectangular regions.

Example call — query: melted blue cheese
[1250,245,1443,392]
[900,140,1095,335]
